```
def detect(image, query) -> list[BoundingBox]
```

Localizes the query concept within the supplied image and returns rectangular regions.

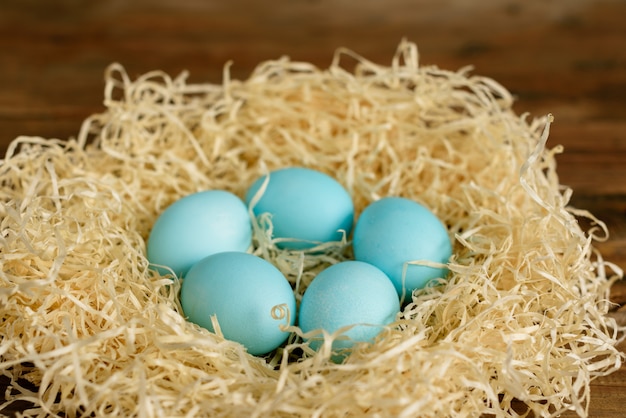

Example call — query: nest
[1,41,624,417]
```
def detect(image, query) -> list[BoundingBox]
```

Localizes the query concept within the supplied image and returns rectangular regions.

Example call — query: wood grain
[1,0,625,416]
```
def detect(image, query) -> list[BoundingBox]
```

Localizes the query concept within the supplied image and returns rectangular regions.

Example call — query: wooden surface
[1,0,625,416]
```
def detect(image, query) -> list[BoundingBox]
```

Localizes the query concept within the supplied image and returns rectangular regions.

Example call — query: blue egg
[298,261,400,362]
[147,190,252,277]
[352,197,452,302]
[245,167,354,250]
[180,252,296,356]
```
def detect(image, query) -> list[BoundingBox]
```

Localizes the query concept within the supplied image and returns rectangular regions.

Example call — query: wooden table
[1,1,625,416]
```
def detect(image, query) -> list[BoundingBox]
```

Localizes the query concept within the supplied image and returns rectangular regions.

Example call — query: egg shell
[245,167,354,250]
[352,196,452,302]
[298,260,400,362]
[147,190,252,277]
[180,251,296,356]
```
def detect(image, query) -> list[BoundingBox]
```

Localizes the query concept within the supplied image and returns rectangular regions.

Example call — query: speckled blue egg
[245,167,354,250]
[298,261,400,362]
[180,251,296,356]
[352,197,452,302]
[147,190,252,277]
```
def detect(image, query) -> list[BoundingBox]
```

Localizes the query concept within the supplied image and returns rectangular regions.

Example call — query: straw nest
[1,41,624,417]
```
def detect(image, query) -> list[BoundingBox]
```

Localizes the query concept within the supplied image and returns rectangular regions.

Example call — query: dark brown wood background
[1,0,625,416]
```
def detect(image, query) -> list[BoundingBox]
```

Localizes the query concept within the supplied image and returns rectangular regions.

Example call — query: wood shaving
[1,40,624,417]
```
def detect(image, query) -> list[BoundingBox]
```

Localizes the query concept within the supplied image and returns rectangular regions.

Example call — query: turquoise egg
[245,167,354,250]
[298,261,400,362]
[180,252,296,356]
[147,190,252,277]
[352,197,452,302]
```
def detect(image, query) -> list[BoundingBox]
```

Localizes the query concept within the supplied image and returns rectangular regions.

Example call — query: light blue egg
[147,190,252,277]
[298,261,400,362]
[180,252,296,356]
[245,167,354,250]
[352,197,452,302]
